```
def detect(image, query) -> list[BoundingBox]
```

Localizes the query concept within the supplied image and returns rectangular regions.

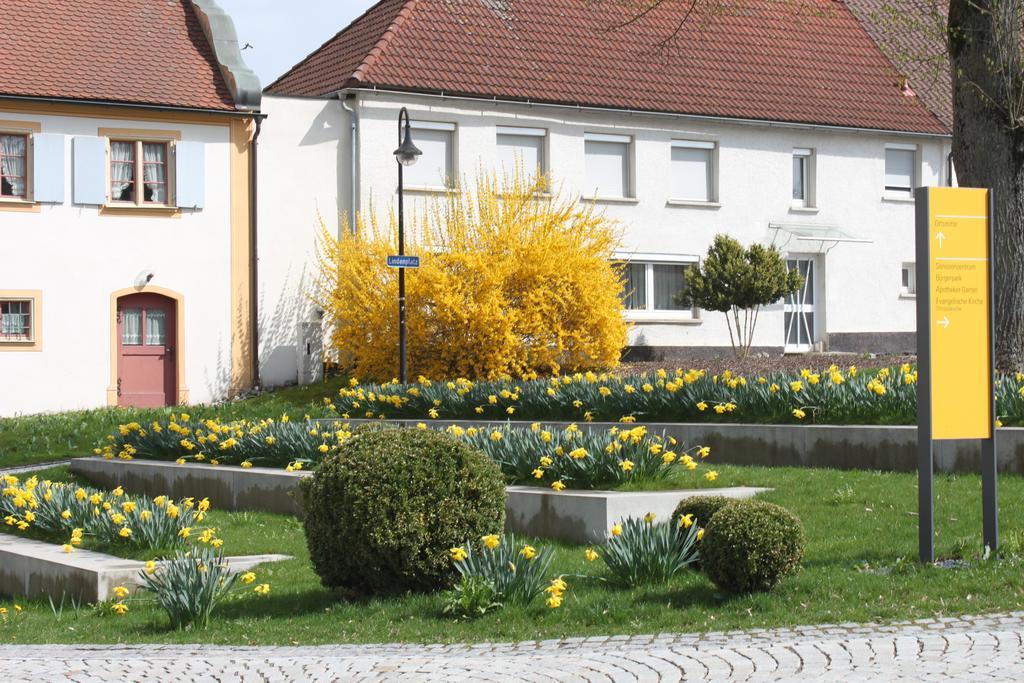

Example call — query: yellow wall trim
[106,286,189,406]
[0,200,40,213]
[98,128,182,141]
[229,117,254,395]
[99,206,181,218]
[0,119,42,133]
[0,101,234,126]
[0,290,43,352]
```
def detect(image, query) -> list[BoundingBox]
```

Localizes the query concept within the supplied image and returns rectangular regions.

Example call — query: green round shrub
[671,495,735,530]
[300,428,506,596]
[701,499,805,593]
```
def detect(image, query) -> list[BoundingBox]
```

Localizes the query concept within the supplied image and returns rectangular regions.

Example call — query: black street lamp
[393,107,422,384]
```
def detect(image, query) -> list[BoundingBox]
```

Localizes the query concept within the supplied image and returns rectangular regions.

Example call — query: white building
[0,0,261,416]
[256,0,952,386]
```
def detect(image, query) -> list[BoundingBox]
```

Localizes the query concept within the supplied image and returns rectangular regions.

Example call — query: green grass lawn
[0,378,349,469]
[3,463,1024,645]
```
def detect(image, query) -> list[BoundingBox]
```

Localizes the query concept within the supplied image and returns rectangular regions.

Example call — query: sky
[217,0,379,87]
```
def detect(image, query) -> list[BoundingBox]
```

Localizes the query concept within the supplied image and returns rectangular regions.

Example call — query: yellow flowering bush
[314,171,628,381]
[1,474,207,551]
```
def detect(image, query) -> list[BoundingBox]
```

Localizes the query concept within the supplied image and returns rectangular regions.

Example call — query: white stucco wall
[0,109,235,417]
[256,95,347,387]
[258,91,948,381]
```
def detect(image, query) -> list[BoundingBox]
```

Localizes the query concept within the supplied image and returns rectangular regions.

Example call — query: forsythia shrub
[701,500,805,593]
[315,171,628,380]
[300,428,506,595]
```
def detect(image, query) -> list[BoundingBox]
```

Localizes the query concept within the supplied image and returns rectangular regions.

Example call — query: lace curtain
[0,135,26,198]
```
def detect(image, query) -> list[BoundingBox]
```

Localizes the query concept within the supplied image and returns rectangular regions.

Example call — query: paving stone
[5,612,1024,681]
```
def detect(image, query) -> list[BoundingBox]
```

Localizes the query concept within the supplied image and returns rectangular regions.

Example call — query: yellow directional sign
[925,187,992,440]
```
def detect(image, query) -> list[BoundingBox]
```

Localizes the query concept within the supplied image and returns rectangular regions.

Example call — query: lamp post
[393,107,422,384]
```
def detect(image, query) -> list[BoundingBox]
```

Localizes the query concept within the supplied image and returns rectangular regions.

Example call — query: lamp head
[394,121,422,167]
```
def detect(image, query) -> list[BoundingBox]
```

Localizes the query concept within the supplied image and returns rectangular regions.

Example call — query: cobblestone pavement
[3,612,1023,682]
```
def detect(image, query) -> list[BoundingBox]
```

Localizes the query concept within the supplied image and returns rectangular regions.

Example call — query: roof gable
[266,0,947,134]
[0,0,250,112]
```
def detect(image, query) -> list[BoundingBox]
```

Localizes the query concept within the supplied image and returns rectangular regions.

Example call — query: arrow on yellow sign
[937,316,950,329]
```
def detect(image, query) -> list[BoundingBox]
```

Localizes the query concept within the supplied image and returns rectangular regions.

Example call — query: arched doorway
[115,292,177,407]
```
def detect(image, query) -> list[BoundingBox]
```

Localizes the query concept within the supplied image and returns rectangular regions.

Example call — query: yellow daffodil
[449,547,468,562]
[111,602,129,616]
[678,513,694,529]
[551,481,566,491]
[611,523,622,537]
[241,571,256,584]
[643,512,656,523]
[481,534,500,550]
[520,545,537,560]
[254,583,271,596]
[705,470,719,482]
[584,548,598,562]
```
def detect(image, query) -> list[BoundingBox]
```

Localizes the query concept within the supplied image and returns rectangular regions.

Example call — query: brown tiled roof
[844,0,952,131]
[0,0,236,111]
[266,0,947,134]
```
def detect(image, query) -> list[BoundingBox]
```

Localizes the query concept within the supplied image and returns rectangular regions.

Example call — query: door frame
[783,255,824,353]
[106,286,188,406]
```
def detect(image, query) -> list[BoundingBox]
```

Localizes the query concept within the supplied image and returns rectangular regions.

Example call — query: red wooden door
[117,293,176,407]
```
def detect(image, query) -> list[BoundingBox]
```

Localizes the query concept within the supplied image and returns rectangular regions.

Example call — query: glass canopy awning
[769,223,872,252]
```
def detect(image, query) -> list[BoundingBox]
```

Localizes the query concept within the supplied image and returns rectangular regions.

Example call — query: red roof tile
[266,0,947,134]
[845,0,952,131]
[0,0,236,111]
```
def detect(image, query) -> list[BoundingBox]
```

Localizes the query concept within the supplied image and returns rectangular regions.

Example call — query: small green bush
[702,500,805,593]
[442,575,503,619]
[300,428,506,596]
[671,495,735,531]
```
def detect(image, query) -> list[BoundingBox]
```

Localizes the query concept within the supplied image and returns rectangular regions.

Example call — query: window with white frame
[901,262,916,296]
[619,258,698,318]
[792,148,815,207]
[496,126,546,177]
[584,133,631,198]
[670,140,715,202]
[404,121,455,189]
[0,133,29,199]
[0,298,34,342]
[109,139,171,205]
[884,144,917,197]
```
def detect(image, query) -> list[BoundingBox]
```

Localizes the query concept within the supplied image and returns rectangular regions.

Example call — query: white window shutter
[32,133,65,203]
[72,136,106,205]
[174,141,205,209]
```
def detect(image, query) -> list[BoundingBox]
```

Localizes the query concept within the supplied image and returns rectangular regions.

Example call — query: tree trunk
[948,0,1024,369]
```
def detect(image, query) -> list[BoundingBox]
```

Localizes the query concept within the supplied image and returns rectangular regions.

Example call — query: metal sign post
[914,186,997,563]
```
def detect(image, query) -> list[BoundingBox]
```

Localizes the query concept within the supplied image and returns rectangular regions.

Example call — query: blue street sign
[387,255,420,269]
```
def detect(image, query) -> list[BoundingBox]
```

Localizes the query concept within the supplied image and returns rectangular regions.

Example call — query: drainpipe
[946,151,955,187]
[339,93,359,234]
[249,114,265,390]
